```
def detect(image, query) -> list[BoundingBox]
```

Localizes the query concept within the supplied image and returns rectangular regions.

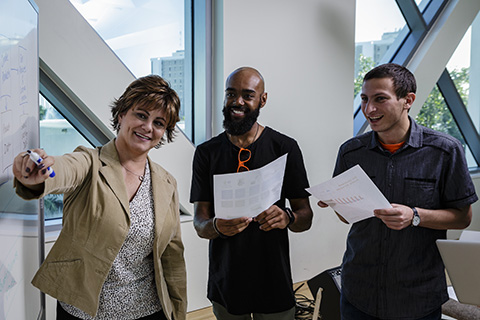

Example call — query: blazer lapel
[150,160,175,239]
[98,140,130,219]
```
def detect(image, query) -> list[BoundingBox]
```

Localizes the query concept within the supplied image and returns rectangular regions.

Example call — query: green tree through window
[354,54,375,97]
[416,68,468,146]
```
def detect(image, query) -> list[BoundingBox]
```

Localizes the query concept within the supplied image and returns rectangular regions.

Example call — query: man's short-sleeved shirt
[190,126,310,315]
[334,118,477,319]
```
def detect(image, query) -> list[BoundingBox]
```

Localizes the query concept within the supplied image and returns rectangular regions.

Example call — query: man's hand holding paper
[308,165,392,224]
[215,216,253,237]
[254,204,291,231]
[373,204,416,230]
[213,154,288,220]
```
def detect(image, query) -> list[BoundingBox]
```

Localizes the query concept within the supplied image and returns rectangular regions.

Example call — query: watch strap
[411,207,420,226]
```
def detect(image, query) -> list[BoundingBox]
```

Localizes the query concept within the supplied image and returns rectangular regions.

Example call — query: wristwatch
[411,207,420,227]
[285,207,295,226]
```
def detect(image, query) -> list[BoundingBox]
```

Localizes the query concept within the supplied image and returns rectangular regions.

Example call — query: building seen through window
[151,50,185,130]
[354,0,405,98]
[69,0,190,133]
[355,0,480,169]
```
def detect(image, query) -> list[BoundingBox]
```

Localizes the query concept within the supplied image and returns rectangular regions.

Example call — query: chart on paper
[327,195,365,205]
[214,154,287,219]
[307,165,392,224]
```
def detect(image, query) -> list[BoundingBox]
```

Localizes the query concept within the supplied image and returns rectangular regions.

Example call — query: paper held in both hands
[307,165,392,224]
[213,154,287,220]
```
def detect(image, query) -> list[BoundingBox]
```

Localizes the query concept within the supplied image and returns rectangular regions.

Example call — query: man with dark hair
[319,63,477,319]
[190,67,313,320]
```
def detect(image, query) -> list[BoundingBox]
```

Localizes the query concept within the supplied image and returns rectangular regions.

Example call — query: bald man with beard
[190,67,313,320]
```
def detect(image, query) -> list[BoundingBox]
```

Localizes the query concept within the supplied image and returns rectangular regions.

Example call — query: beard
[222,102,261,136]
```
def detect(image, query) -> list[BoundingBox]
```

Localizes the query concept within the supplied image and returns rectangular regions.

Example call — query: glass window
[354,0,408,97]
[354,1,478,169]
[415,83,477,169]
[69,0,191,135]
[416,23,470,145]
[39,94,93,220]
[416,84,466,144]
[469,13,480,132]
[416,12,480,169]
[446,27,474,168]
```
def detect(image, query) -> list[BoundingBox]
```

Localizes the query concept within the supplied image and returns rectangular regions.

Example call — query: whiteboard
[0,0,42,319]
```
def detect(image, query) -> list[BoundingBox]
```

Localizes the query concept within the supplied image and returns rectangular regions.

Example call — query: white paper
[213,154,287,219]
[448,286,458,301]
[307,165,392,224]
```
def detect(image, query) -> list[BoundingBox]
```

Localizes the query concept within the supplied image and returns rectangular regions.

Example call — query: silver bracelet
[285,207,295,226]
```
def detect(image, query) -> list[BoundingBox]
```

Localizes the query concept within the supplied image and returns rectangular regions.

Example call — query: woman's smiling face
[116,105,167,155]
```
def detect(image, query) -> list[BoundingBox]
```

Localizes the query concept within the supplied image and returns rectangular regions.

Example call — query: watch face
[412,215,421,226]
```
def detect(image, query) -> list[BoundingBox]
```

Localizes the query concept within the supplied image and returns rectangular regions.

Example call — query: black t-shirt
[190,126,310,314]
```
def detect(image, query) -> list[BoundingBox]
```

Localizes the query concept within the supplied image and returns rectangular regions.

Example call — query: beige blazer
[15,140,187,319]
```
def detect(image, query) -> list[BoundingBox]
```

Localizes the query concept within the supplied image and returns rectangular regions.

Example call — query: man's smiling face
[361,77,412,142]
[222,69,266,136]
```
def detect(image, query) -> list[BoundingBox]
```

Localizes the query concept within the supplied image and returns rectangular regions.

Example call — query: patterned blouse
[60,162,162,319]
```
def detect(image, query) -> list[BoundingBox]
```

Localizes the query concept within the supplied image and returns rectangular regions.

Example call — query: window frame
[353,0,480,169]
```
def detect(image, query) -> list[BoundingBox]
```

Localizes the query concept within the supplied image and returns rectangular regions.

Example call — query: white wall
[449,175,480,239]
[470,176,480,231]
[219,0,355,282]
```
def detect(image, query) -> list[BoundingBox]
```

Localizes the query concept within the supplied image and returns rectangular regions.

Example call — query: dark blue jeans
[340,294,442,320]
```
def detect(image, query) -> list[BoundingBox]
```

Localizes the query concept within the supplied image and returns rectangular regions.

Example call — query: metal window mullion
[396,0,427,32]
[205,0,213,141]
[39,65,112,147]
[421,0,449,27]
[192,0,209,145]
[437,69,480,166]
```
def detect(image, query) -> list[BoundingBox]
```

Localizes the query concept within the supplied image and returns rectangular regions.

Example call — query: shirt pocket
[403,178,436,208]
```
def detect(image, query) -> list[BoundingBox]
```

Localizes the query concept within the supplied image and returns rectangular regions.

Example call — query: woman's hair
[110,75,181,146]
[363,63,417,99]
